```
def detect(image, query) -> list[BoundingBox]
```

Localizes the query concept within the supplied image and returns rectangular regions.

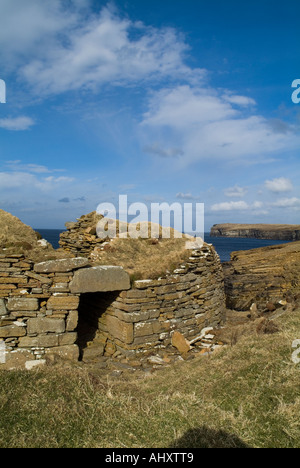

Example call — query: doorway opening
[76,291,119,361]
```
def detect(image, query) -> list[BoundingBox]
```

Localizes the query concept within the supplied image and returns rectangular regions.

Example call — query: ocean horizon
[36,229,290,263]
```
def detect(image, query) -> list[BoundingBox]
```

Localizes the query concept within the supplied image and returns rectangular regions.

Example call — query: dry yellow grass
[1,307,300,448]
[93,236,192,279]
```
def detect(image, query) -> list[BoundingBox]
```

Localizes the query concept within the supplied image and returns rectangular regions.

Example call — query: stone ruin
[0,242,226,370]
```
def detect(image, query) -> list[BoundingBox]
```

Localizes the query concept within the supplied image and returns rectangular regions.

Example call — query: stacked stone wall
[0,244,226,369]
[78,245,226,357]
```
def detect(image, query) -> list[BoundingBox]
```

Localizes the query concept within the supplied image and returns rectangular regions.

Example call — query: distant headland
[210,223,300,241]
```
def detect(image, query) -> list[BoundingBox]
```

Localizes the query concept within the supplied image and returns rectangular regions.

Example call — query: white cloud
[271,197,300,208]
[222,93,256,107]
[224,185,248,198]
[17,6,205,95]
[5,161,52,173]
[0,0,78,62]
[265,177,293,193]
[211,200,266,212]
[211,201,250,212]
[141,85,300,166]
[0,171,74,191]
[0,116,35,131]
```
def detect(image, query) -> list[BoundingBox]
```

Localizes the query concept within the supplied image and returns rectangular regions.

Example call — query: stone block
[47,295,79,310]
[58,332,77,346]
[34,257,89,273]
[27,317,65,334]
[171,330,191,354]
[19,334,59,348]
[45,344,79,361]
[7,298,39,311]
[0,324,26,338]
[134,321,154,337]
[0,299,8,316]
[66,311,78,331]
[106,315,133,344]
[69,266,130,293]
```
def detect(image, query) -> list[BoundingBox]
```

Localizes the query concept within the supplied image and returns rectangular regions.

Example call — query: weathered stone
[27,317,65,335]
[58,332,77,346]
[7,297,39,311]
[106,315,134,344]
[45,344,79,361]
[171,330,191,354]
[25,271,52,284]
[66,311,78,331]
[0,324,26,338]
[69,266,130,293]
[19,334,59,348]
[25,360,46,370]
[0,299,8,316]
[47,295,79,310]
[0,349,34,370]
[34,257,89,273]
[134,321,154,337]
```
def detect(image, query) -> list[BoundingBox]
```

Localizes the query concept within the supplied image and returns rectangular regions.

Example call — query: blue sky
[0,0,299,230]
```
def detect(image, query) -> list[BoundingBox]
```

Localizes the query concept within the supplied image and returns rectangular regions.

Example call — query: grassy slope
[1,308,300,448]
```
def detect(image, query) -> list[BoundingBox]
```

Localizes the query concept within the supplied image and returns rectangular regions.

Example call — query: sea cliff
[210,223,300,241]
[223,241,300,311]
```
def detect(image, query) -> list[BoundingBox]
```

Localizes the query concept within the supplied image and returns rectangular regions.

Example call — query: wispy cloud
[211,200,266,212]
[176,192,197,200]
[224,185,248,198]
[265,177,293,193]
[271,197,300,208]
[141,85,300,166]
[0,116,35,131]
[14,5,205,96]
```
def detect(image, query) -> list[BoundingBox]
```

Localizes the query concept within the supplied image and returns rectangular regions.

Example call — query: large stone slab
[34,257,89,273]
[69,266,130,294]
[27,317,65,334]
[7,298,39,311]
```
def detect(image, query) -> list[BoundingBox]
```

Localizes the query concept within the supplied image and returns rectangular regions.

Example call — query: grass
[94,236,192,279]
[0,308,300,448]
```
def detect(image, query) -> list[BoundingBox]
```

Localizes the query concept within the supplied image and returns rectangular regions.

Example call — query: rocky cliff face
[223,241,300,311]
[210,223,300,241]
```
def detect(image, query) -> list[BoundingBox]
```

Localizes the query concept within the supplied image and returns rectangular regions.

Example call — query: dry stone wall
[77,244,226,358]
[0,243,226,370]
[0,255,88,370]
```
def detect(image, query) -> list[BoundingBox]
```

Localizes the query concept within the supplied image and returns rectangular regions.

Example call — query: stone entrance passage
[76,292,120,361]
[69,265,131,361]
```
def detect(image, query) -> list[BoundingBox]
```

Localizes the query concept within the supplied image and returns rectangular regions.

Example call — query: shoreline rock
[210,223,300,241]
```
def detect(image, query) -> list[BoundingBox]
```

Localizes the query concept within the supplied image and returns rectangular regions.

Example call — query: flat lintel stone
[34,257,89,273]
[69,266,130,294]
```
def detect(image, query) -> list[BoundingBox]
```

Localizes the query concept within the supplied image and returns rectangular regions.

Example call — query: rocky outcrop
[223,241,300,311]
[210,223,300,241]
[59,211,105,257]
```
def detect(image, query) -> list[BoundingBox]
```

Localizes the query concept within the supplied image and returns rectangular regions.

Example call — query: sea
[36,229,290,263]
